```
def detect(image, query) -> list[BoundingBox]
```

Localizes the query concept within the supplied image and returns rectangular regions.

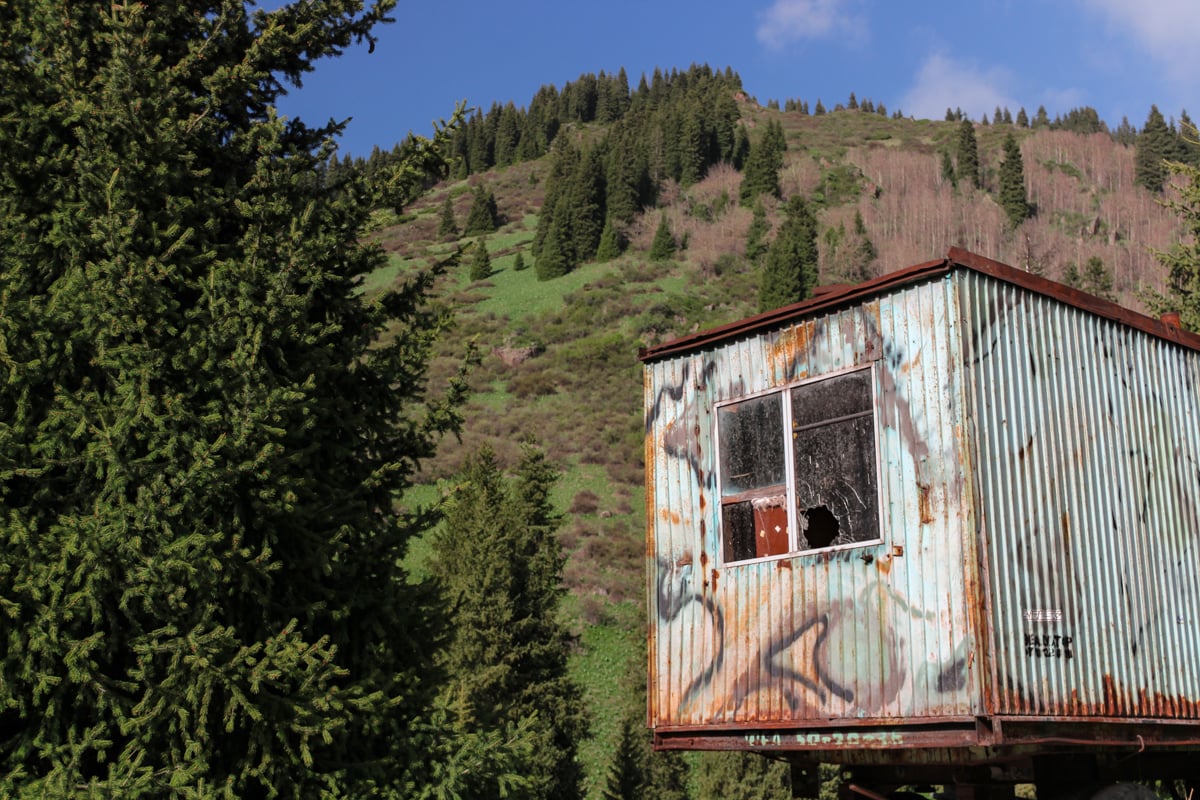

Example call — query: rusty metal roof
[638,247,1200,363]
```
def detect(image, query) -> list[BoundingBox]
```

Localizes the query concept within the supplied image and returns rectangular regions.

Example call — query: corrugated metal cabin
[640,248,1200,792]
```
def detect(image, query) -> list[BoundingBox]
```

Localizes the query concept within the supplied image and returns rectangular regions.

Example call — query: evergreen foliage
[464,183,500,235]
[1136,105,1175,193]
[469,238,492,280]
[957,119,981,189]
[1049,106,1106,134]
[0,2,511,795]
[1150,158,1200,330]
[696,752,793,800]
[439,195,459,239]
[745,199,771,262]
[602,717,647,800]
[595,217,623,262]
[940,150,958,188]
[513,250,528,271]
[1114,116,1137,146]
[447,64,743,186]
[1083,256,1115,301]
[430,445,588,800]
[1016,107,1029,128]
[739,119,787,206]
[759,195,818,311]
[649,213,677,261]
[1178,110,1200,165]
[998,132,1032,228]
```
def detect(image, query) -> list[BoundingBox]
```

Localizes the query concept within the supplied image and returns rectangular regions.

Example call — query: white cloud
[900,54,1020,122]
[756,0,867,50]
[1080,0,1200,86]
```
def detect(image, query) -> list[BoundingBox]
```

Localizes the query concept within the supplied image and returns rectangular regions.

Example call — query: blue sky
[273,0,1200,158]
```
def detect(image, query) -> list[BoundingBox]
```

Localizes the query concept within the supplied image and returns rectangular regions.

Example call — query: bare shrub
[569,490,601,515]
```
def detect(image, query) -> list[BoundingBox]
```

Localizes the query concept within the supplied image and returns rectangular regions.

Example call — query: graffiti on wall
[648,295,978,724]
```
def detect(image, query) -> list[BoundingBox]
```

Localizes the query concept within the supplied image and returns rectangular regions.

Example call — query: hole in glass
[801,505,840,549]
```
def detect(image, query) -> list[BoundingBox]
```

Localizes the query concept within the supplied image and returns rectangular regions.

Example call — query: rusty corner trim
[637,247,1200,364]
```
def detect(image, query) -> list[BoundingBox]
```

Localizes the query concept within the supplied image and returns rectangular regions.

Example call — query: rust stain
[711,568,719,593]
[917,483,935,524]
[767,321,813,379]
[776,558,792,570]
[875,553,892,575]
[1060,510,1070,553]
[659,507,682,524]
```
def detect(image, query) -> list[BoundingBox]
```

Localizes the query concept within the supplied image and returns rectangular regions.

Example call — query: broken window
[717,366,880,564]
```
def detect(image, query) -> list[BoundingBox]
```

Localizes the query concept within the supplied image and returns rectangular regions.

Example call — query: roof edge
[638,248,1200,362]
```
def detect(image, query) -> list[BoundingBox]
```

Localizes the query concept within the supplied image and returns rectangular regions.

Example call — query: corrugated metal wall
[960,272,1200,719]
[646,278,984,731]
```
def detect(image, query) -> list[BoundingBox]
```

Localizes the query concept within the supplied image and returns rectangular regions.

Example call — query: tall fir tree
[430,445,588,800]
[438,194,459,239]
[463,182,500,235]
[739,119,786,206]
[649,212,677,261]
[595,217,623,262]
[940,150,958,188]
[1149,158,1200,331]
[957,118,982,189]
[759,195,819,311]
[1136,105,1174,193]
[998,132,1032,228]
[0,2,529,796]
[535,216,572,280]
[469,237,492,280]
[745,198,771,261]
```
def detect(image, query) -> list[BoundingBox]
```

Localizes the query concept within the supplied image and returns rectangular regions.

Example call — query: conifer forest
[3,2,1200,798]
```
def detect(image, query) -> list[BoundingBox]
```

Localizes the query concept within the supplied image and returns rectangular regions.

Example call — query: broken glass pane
[791,371,879,550]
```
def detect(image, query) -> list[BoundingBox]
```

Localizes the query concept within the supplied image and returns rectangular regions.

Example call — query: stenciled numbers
[1023,633,1074,659]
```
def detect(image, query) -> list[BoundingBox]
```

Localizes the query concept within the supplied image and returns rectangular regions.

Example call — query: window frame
[713,363,884,566]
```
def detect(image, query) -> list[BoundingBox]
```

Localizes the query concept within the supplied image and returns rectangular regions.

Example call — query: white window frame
[714,363,883,566]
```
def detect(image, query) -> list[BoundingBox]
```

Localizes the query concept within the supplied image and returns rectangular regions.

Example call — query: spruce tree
[746,198,771,261]
[759,195,819,311]
[431,445,587,800]
[513,250,528,271]
[595,217,623,262]
[1136,105,1174,193]
[697,752,793,799]
[998,132,1032,228]
[469,237,492,280]
[1151,158,1200,330]
[0,2,517,796]
[464,182,500,235]
[439,194,459,239]
[957,119,981,189]
[941,150,958,188]
[739,119,785,206]
[535,218,572,280]
[1082,256,1115,301]
[649,212,677,261]
[1017,107,1030,128]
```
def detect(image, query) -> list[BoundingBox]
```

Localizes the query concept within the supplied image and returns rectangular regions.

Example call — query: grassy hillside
[377,100,1183,796]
